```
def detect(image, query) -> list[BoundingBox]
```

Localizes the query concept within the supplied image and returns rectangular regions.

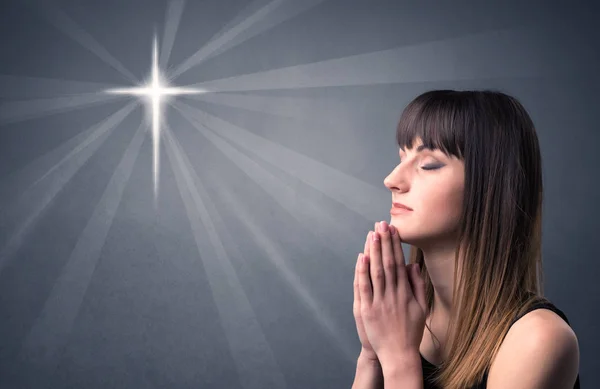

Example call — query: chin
[395,234,421,247]
[389,227,419,245]
[399,231,461,253]
[389,224,452,248]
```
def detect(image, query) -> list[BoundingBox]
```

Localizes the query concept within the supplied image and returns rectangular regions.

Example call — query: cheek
[417,176,462,212]
[418,193,461,227]
[396,186,463,236]
[428,188,463,217]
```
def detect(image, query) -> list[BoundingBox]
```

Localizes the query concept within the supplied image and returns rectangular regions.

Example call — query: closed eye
[398,158,444,171]
[421,164,443,170]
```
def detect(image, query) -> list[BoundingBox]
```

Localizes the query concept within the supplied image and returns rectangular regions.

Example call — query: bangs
[396,90,466,159]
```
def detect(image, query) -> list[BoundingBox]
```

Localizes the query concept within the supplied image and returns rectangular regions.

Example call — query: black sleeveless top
[421,299,581,389]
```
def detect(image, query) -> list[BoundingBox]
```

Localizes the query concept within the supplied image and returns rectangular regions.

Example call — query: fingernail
[381,221,388,232]
[390,225,396,235]
[373,232,380,241]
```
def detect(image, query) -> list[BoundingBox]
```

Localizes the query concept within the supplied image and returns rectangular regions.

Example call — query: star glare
[105,36,206,201]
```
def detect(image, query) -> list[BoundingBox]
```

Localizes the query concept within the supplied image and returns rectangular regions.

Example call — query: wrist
[353,353,384,389]
[358,349,380,365]
[380,350,422,378]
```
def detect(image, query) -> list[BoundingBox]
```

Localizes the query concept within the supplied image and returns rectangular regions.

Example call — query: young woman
[352,90,580,389]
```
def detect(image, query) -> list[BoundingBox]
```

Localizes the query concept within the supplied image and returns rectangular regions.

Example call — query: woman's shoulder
[504,296,578,368]
[516,296,572,325]
[485,297,579,388]
[509,307,577,344]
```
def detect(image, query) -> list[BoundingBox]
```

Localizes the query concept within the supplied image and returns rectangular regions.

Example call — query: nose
[384,164,409,192]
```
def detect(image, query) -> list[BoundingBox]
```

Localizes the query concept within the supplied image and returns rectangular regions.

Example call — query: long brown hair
[396,90,547,388]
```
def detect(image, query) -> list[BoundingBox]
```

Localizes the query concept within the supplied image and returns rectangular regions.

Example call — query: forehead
[399,137,430,152]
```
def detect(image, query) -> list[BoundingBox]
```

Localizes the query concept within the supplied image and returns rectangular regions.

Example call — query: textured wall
[0,0,597,388]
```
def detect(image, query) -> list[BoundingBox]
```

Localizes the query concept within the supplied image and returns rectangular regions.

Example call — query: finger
[358,254,373,306]
[363,230,371,291]
[369,223,384,301]
[389,224,406,293]
[405,264,416,297]
[410,263,428,314]
[389,224,410,296]
[379,221,397,291]
[354,253,361,306]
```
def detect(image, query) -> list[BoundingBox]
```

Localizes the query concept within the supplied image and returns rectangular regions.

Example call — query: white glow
[105,35,206,202]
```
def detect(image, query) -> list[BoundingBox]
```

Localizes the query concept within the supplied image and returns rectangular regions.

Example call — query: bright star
[105,36,206,203]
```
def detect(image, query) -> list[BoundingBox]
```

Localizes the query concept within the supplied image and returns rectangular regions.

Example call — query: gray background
[0,0,597,388]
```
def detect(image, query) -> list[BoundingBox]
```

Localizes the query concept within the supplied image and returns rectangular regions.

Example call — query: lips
[392,202,413,211]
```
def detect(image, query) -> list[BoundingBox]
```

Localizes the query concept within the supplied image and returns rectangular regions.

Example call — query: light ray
[164,125,307,387]
[0,102,137,274]
[0,106,123,210]
[104,36,206,203]
[28,1,138,84]
[170,0,284,79]
[181,93,369,171]
[169,0,327,80]
[187,26,551,92]
[18,119,146,375]
[168,111,358,362]
[0,75,119,99]
[174,101,386,220]
[190,0,326,72]
[184,91,352,123]
[160,0,186,68]
[172,100,388,260]
[0,92,127,126]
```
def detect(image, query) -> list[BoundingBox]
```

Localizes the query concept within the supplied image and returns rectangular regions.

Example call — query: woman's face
[383,137,465,248]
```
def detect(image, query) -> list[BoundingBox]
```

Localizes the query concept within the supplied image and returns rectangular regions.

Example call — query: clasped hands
[353,220,428,371]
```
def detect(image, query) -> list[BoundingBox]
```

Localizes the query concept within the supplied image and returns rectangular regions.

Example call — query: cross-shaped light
[105,36,205,202]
